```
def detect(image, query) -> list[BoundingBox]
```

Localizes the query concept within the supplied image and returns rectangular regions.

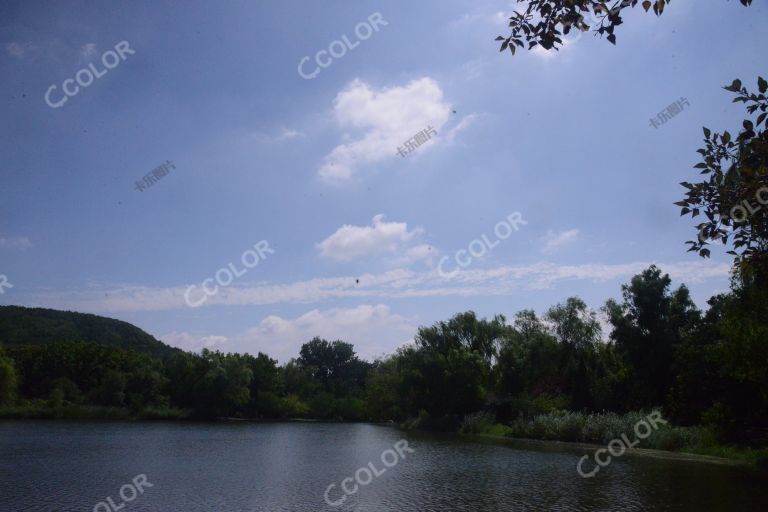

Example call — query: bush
[460,411,496,434]
[280,394,311,418]
[137,406,191,420]
[503,409,709,450]
[404,410,461,432]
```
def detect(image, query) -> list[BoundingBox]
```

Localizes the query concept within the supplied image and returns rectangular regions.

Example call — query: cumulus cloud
[160,332,228,352]
[542,229,579,254]
[0,235,32,250]
[161,305,417,363]
[316,214,428,263]
[318,77,453,182]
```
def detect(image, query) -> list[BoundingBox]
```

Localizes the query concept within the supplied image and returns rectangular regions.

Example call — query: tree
[298,338,367,395]
[414,311,507,370]
[93,369,127,407]
[0,351,17,407]
[496,310,560,398]
[545,297,601,352]
[677,77,768,280]
[365,357,405,421]
[398,344,488,418]
[546,297,602,409]
[496,0,752,56]
[604,265,700,408]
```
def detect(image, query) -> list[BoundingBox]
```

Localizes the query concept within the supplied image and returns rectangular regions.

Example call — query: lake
[1,421,766,511]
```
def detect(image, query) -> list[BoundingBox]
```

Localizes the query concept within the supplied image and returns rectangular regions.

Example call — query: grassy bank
[0,403,191,421]
[405,410,768,468]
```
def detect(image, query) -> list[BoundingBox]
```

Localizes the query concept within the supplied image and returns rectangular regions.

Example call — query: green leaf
[724,79,742,92]
[759,76,768,94]
[703,127,711,139]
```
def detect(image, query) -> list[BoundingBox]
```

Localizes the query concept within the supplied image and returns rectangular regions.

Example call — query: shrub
[460,411,496,434]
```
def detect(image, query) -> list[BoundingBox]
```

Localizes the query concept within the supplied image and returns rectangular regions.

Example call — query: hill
[0,305,179,358]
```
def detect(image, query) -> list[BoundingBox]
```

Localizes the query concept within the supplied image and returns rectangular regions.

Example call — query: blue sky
[1,0,766,362]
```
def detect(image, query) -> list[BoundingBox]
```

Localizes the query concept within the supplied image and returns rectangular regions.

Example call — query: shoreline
[457,432,751,467]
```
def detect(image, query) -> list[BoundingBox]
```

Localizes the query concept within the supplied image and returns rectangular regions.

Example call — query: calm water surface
[1,421,766,511]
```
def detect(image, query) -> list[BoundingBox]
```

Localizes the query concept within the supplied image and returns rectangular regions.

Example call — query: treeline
[0,264,765,444]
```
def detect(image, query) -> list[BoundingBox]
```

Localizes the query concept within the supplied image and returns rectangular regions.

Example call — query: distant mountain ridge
[0,305,179,358]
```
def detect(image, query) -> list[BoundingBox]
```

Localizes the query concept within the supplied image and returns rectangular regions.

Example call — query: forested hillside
[0,306,179,358]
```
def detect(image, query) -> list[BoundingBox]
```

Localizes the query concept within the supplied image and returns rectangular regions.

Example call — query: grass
[453,409,768,467]
[0,402,191,421]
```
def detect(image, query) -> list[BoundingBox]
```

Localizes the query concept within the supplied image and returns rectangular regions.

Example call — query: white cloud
[161,305,417,363]
[542,229,579,254]
[529,37,580,60]
[19,260,730,313]
[448,0,516,30]
[254,127,304,143]
[160,332,228,352]
[317,214,428,263]
[444,113,480,145]
[392,243,437,267]
[6,42,33,59]
[79,43,97,61]
[0,235,32,250]
[318,77,453,182]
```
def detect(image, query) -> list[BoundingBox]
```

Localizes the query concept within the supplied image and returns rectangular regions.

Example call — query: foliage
[496,0,752,56]
[460,411,498,434]
[604,265,700,408]
[0,306,180,358]
[0,350,17,406]
[0,259,766,448]
[678,77,768,274]
[504,409,704,449]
